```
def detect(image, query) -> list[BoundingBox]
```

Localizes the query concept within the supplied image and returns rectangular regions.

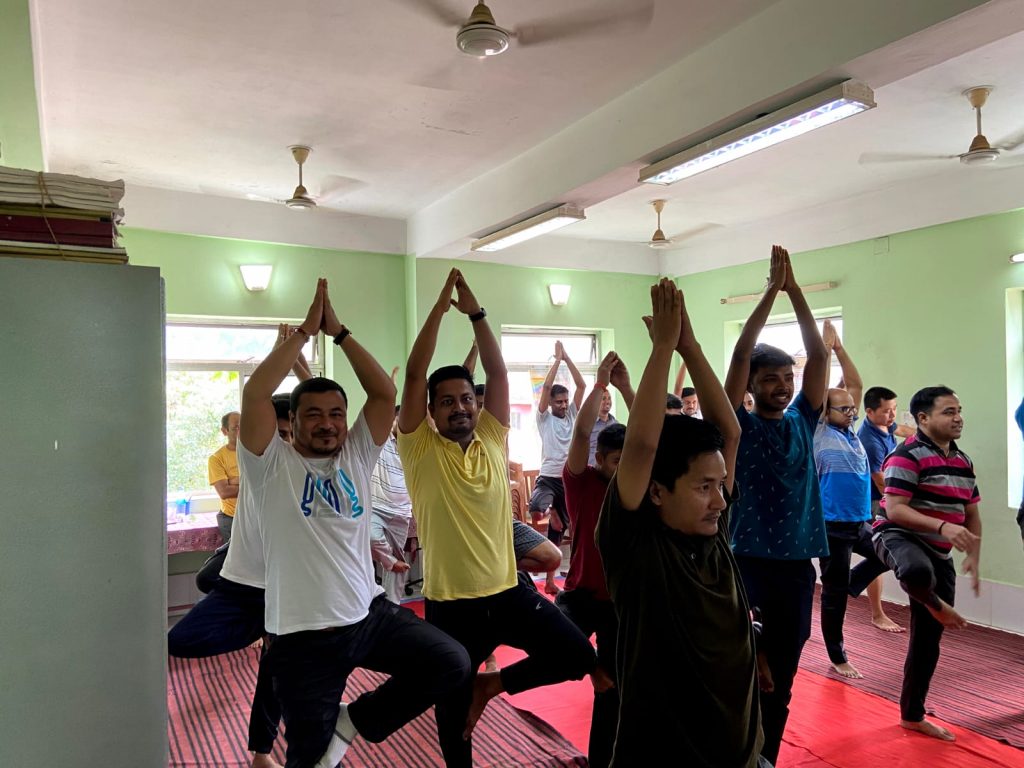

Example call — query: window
[501,329,600,470]
[165,321,323,498]
[757,315,844,392]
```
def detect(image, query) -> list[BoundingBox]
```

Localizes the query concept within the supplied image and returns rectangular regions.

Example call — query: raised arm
[321,281,396,445]
[783,249,828,410]
[673,362,687,397]
[275,324,314,382]
[462,340,479,377]
[537,344,562,414]
[830,325,863,409]
[452,272,509,427]
[241,281,324,455]
[677,291,741,493]
[399,269,458,434]
[618,279,681,510]
[567,351,618,475]
[561,344,587,409]
[724,246,786,409]
[610,357,635,410]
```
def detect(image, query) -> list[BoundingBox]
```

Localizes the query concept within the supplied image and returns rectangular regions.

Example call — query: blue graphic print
[300,468,364,519]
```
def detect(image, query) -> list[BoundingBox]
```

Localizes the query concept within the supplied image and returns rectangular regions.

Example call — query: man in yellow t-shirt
[208,411,240,543]
[398,269,595,768]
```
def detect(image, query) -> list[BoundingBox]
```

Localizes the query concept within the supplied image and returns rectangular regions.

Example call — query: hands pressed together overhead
[299,278,345,338]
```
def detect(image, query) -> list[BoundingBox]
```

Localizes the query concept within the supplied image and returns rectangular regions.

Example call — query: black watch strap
[333,327,351,346]
[469,307,487,323]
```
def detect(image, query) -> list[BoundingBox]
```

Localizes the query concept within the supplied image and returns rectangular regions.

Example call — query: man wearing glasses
[812,321,889,680]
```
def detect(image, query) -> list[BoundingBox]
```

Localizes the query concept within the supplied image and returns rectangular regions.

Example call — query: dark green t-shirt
[596,476,763,767]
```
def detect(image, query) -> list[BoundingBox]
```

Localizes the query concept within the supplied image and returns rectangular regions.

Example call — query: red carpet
[168,646,586,767]
[798,589,1024,750]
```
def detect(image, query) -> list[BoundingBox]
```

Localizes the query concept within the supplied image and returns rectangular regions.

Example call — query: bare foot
[925,599,968,629]
[831,661,863,679]
[483,654,498,673]
[544,577,561,596]
[591,665,615,694]
[756,651,774,693]
[871,614,906,633]
[251,753,283,768]
[463,671,503,740]
[901,718,955,741]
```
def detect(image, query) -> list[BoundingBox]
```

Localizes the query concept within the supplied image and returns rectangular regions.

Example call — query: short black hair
[427,365,475,404]
[221,411,239,430]
[550,384,569,399]
[749,343,795,379]
[597,423,626,454]
[474,383,486,397]
[864,386,898,411]
[290,377,348,413]
[271,394,290,421]
[681,387,697,398]
[650,415,725,492]
[909,386,957,424]
[666,393,683,410]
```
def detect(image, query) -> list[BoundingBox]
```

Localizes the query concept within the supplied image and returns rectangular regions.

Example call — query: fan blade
[667,222,723,242]
[514,1,654,47]
[996,128,1024,152]
[316,175,366,205]
[858,152,955,165]
[399,0,465,28]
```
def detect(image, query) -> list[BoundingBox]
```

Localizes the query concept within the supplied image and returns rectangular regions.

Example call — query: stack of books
[0,166,127,264]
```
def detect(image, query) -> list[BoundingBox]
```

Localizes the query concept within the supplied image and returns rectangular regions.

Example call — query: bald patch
[827,388,853,408]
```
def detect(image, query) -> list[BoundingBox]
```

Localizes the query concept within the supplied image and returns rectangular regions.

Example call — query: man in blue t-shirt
[724,245,829,766]
[813,322,888,680]
[850,386,914,632]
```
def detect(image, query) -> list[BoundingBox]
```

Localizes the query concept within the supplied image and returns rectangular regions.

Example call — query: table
[167,511,223,555]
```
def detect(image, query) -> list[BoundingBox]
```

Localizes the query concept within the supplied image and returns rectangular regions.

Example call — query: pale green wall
[677,208,1024,588]
[0,0,44,170]
[122,227,410,415]
[414,258,655,415]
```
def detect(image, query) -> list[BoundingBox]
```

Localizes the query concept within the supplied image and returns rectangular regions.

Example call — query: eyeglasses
[830,406,858,416]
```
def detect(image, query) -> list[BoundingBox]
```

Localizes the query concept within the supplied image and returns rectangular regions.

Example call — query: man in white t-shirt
[370,407,415,603]
[529,340,586,594]
[240,279,470,768]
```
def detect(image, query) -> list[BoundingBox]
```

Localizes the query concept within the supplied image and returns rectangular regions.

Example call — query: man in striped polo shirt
[874,386,982,742]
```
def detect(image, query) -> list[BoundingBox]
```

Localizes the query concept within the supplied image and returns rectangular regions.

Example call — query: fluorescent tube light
[1011,253,1024,264]
[640,81,875,185]
[471,206,585,252]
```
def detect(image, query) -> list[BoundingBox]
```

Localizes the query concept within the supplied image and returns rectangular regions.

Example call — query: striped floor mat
[799,588,1024,750]
[167,647,587,767]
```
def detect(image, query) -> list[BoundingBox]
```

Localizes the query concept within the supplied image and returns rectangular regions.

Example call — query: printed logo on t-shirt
[300,468,365,519]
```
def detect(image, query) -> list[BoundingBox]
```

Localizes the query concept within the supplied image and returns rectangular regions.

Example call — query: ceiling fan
[408,0,655,58]
[245,146,365,210]
[647,199,672,249]
[860,86,1024,167]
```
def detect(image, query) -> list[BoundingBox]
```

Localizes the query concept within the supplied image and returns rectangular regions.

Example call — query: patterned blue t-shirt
[813,421,870,523]
[730,392,828,560]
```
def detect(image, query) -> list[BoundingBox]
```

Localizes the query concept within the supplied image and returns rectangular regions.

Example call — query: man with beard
[724,245,829,766]
[239,279,469,768]
[398,269,595,768]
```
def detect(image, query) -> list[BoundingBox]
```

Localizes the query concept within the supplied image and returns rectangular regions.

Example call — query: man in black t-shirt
[597,279,766,767]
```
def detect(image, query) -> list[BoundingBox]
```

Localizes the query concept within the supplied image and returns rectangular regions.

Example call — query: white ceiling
[33,0,773,219]
[555,26,1024,273]
[27,0,1024,274]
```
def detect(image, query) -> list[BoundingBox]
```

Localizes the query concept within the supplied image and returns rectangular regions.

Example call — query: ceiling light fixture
[239,265,274,292]
[1010,253,1024,264]
[548,284,572,306]
[640,80,876,185]
[471,205,586,252]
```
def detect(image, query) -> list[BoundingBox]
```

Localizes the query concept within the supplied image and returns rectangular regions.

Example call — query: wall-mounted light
[1010,253,1024,264]
[471,205,586,252]
[548,284,572,306]
[721,281,836,304]
[239,264,273,292]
